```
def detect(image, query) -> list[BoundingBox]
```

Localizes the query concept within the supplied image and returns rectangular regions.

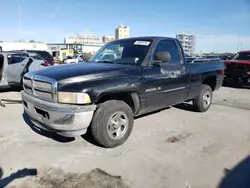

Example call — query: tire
[91,100,134,148]
[193,84,212,112]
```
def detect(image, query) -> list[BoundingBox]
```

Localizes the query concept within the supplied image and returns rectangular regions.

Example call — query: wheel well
[96,92,140,115]
[202,77,216,91]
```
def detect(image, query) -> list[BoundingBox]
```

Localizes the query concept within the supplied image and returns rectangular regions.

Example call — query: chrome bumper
[21,91,96,137]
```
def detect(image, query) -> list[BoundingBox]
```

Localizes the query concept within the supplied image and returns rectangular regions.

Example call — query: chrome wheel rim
[107,111,129,140]
[203,91,211,108]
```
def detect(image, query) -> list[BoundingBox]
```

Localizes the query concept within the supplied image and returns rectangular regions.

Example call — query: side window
[22,53,29,58]
[40,51,48,58]
[153,40,180,64]
[8,54,26,64]
[42,51,52,59]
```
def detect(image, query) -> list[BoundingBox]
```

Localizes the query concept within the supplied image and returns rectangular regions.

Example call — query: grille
[34,90,53,101]
[33,80,52,91]
[225,63,248,72]
[23,74,57,102]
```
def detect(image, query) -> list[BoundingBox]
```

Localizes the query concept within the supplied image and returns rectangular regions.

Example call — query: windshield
[72,55,79,59]
[89,39,153,65]
[233,52,250,60]
[30,55,43,60]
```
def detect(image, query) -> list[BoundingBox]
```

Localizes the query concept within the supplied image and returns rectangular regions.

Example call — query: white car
[64,54,84,64]
[0,51,50,89]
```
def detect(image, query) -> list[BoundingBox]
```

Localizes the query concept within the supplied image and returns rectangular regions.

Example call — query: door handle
[181,67,186,74]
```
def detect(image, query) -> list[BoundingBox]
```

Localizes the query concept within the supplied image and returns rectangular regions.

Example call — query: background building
[0,41,48,51]
[115,24,130,40]
[64,35,103,45]
[48,43,103,59]
[102,36,115,43]
[176,32,196,56]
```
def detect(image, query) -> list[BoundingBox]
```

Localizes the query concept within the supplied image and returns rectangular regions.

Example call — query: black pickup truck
[21,37,224,148]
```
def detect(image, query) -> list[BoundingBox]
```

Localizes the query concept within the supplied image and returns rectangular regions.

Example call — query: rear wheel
[91,100,134,148]
[193,84,212,112]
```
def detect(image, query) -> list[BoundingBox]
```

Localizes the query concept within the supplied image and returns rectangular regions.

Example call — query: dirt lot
[0,87,250,188]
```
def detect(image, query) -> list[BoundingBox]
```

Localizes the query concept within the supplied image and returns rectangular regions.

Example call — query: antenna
[240,41,243,50]
[18,4,22,37]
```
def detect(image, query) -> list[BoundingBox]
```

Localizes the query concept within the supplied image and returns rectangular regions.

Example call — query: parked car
[21,36,224,148]
[224,50,250,87]
[219,55,232,60]
[204,55,221,60]
[186,56,205,63]
[63,54,84,64]
[0,51,49,89]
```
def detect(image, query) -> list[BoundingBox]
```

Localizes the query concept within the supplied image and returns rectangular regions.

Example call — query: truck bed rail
[188,58,221,63]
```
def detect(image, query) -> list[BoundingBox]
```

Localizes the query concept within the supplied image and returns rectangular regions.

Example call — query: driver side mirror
[155,51,171,63]
[82,54,91,62]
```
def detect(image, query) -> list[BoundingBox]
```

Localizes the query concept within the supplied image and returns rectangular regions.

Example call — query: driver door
[6,53,29,84]
[143,39,187,112]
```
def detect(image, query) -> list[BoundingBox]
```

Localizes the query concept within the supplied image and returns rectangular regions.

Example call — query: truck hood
[224,60,250,65]
[33,62,141,84]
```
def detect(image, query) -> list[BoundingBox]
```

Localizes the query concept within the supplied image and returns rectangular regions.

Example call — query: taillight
[219,69,225,75]
[41,60,50,66]
[51,60,55,65]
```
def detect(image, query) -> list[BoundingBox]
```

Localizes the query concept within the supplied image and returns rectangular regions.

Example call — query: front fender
[58,75,143,103]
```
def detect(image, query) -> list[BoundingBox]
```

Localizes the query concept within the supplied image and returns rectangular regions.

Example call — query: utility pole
[18,4,23,39]
[236,40,239,52]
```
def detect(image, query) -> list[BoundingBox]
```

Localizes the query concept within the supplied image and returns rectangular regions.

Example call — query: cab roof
[239,50,250,53]
[117,36,175,41]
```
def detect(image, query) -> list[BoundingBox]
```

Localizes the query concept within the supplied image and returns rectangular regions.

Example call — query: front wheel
[193,84,212,112]
[91,100,134,148]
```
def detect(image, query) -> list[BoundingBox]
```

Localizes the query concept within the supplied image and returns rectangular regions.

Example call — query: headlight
[57,92,91,104]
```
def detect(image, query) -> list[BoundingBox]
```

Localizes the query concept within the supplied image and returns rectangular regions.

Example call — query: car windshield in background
[26,50,53,61]
[72,55,79,59]
[89,39,153,65]
[186,57,196,63]
[233,52,250,60]
[30,55,43,60]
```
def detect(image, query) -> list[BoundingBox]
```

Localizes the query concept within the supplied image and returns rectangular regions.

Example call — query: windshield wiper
[97,60,117,64]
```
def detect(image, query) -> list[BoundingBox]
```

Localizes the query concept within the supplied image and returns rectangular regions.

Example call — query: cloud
[0,27,67,43]
[196,34,250,53]
[47,0,63,26]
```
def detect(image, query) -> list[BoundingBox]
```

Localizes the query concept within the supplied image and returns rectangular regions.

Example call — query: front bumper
[21,91,96,137]
[224,71,250,85]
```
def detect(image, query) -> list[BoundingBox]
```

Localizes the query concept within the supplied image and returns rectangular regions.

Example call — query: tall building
[176,32,195,56]
[102,36,115,43]
[115,24,130,40]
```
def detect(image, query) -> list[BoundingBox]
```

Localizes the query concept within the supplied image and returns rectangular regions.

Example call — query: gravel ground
[0,87,250,188]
